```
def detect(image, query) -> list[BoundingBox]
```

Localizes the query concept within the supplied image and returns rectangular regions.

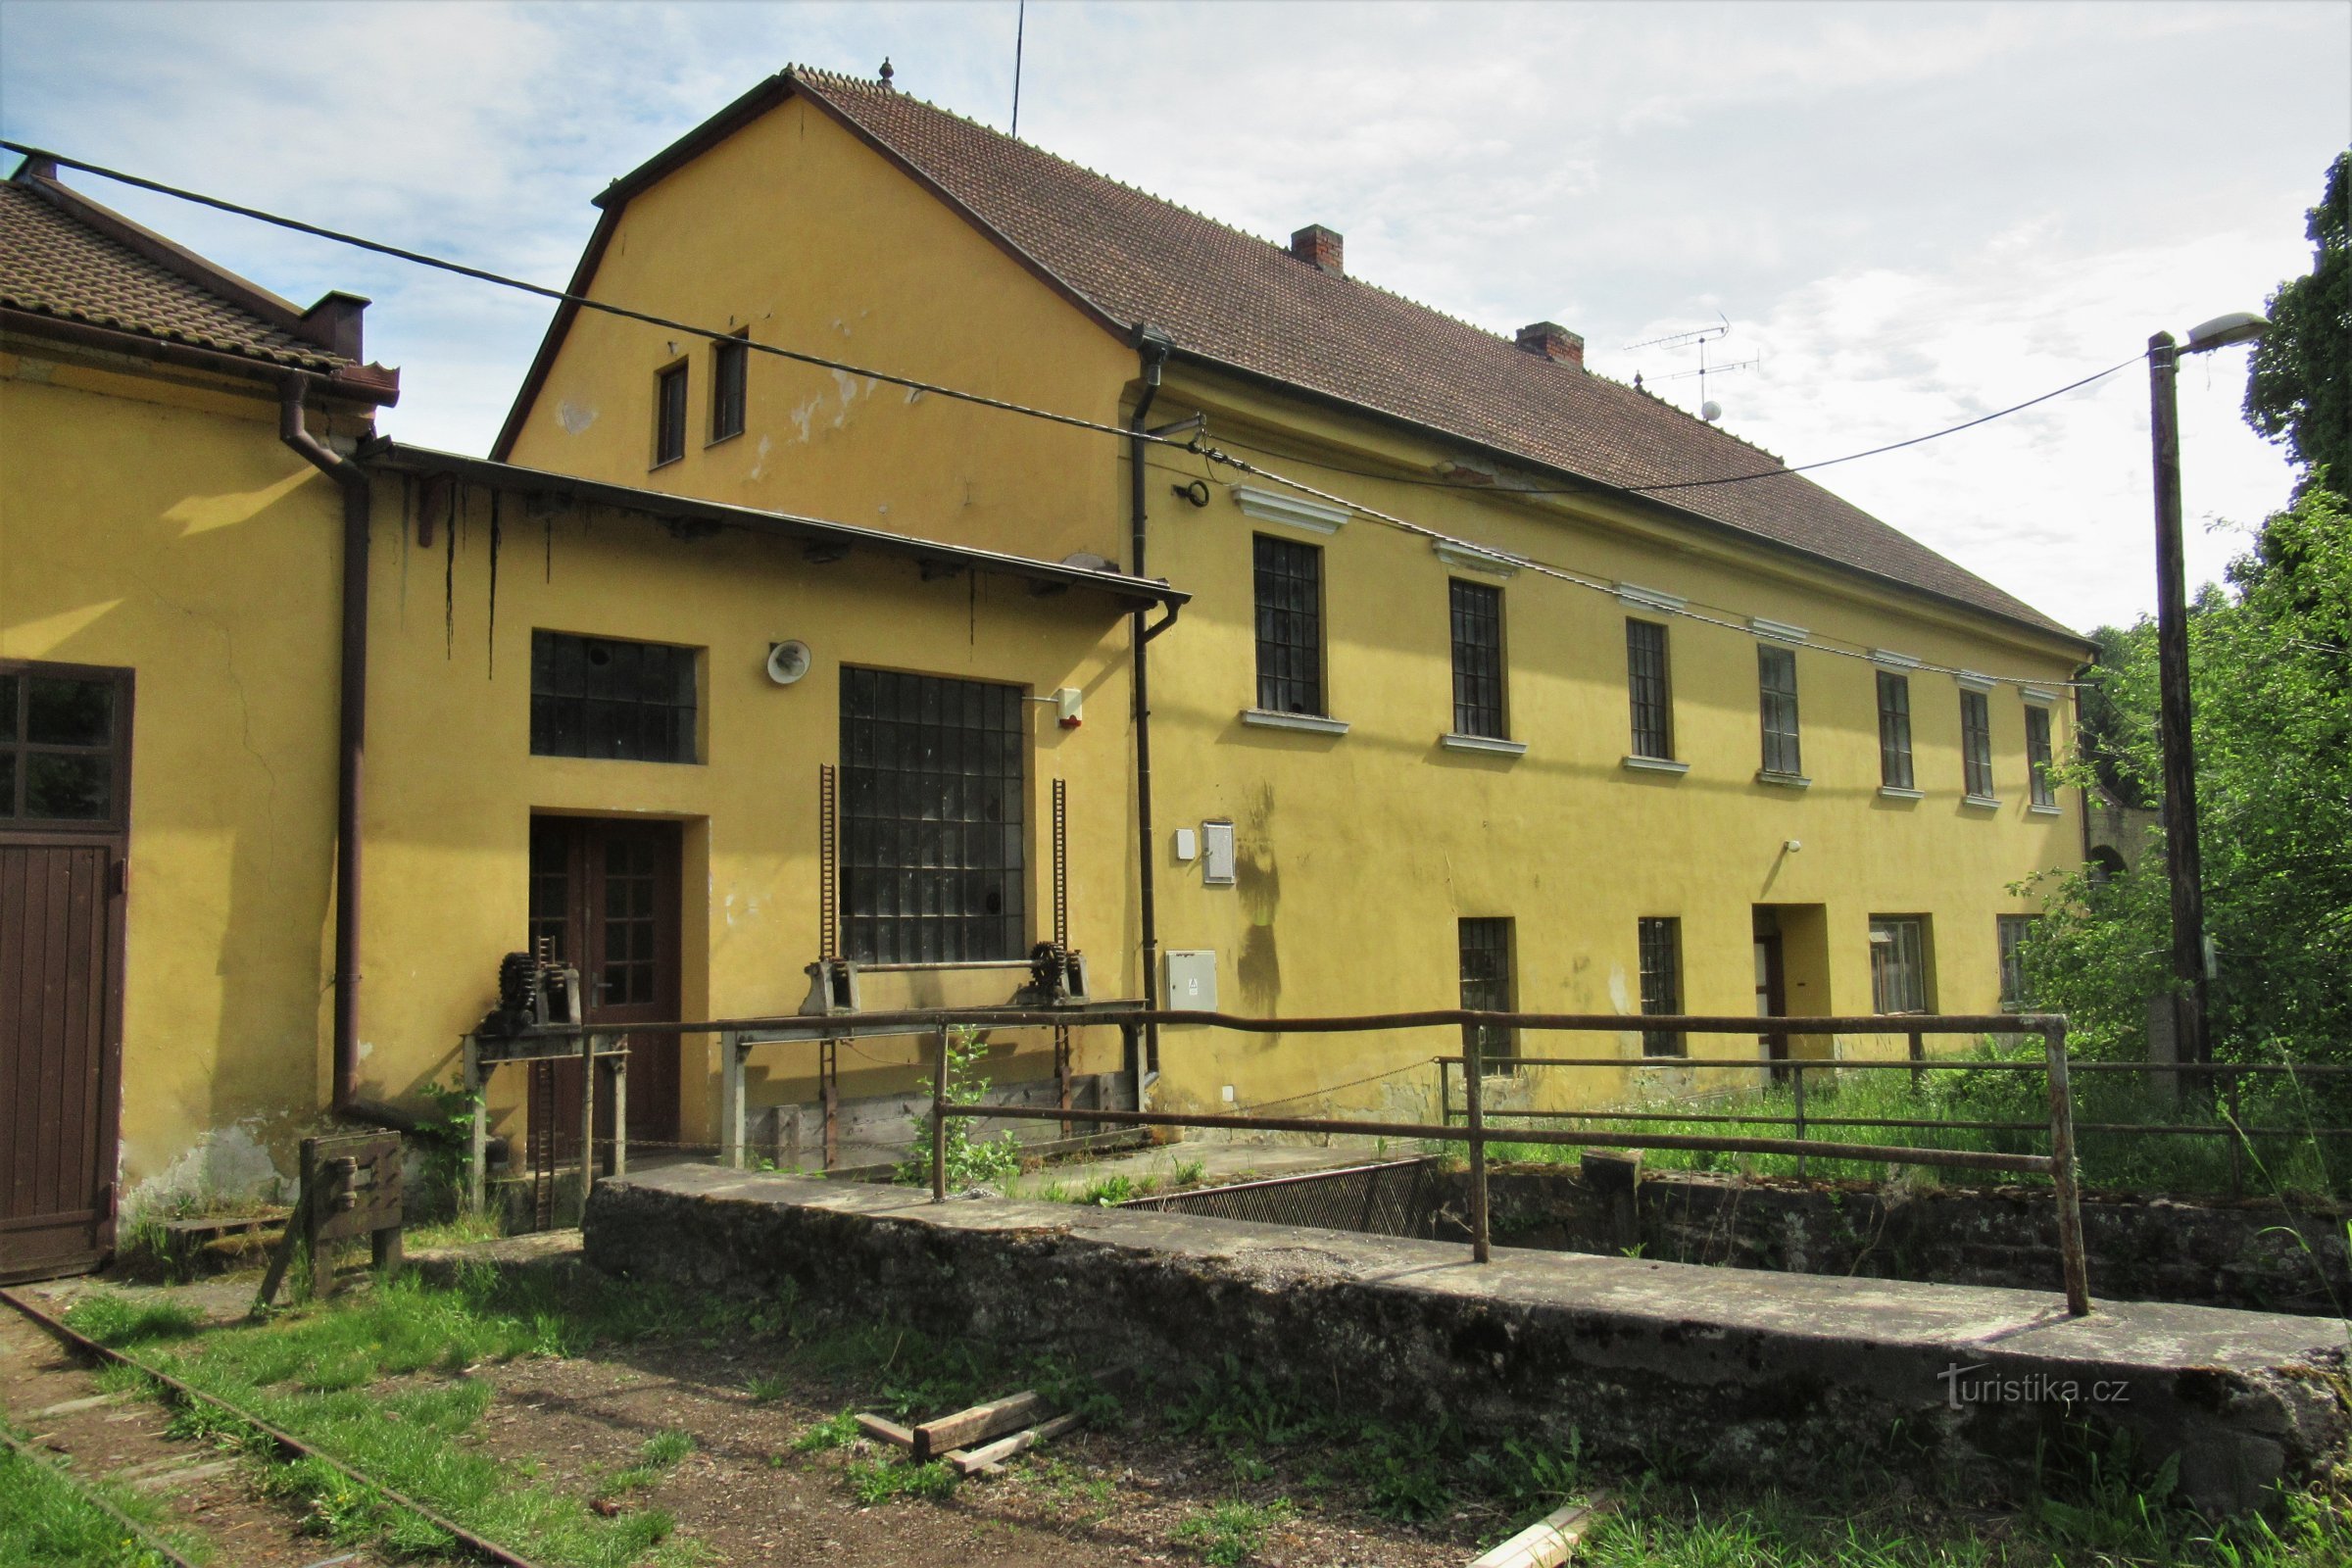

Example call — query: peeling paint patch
[124,1121,287,1214]
[791,398,819,442]
[557,401,598,435]
[1607,965,1630,1013]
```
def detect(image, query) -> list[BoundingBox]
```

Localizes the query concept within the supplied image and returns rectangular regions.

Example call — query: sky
[2,0,2345,633]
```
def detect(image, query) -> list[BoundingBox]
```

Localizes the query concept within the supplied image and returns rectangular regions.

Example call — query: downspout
[1128,328,1172,1096]
[278,379,370,1113]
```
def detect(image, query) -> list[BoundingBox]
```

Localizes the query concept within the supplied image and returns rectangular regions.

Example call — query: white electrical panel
[1201,820,1237,886]
[1165,949,1218,1012]
[1173,827,1198,861]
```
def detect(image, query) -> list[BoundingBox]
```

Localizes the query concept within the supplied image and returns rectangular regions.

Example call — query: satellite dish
[1700,400,1723,422]
[765,640,812,686]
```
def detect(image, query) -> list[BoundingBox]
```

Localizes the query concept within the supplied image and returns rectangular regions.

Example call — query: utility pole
[2145,330,2209,1069]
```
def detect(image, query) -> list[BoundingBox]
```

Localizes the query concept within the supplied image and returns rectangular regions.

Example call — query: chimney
[1290,224,1345,276]
[1515,321,1585,369]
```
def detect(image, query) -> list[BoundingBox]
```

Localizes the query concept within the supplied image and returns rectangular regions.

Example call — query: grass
[1485,1042,2352,1200]
[844,1454,956,1503]
[0,1430,208,1568]
[593,1431,693,1502]
[790,1409,861,1452]
[1173,1496,1294,1565]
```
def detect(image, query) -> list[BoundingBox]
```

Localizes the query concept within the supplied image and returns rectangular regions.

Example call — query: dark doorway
[525,816,683,1163]
[1,661,132,1283]
[1752,906,1788,1077]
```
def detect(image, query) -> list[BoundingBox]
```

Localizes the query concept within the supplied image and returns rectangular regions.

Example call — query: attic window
[654,361,688,466]
[710,331,748,443]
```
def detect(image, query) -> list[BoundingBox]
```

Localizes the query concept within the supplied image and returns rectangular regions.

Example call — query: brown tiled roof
[507,69,2079,643]
[0,177,349,372]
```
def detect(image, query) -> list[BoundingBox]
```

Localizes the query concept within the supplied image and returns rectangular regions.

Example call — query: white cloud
[2,0,2341,630]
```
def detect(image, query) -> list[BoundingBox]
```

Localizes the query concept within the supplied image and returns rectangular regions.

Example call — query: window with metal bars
[1997,914,2037,1009]
[1626,619,1672,759]
[654,361,688,466]
[839,666,1026,964]
[530,631,698,763]
[2025,706,2056,808]
[1870,915,1931,1013]
[1637,916,1685,1056]
[1961,689,1996,799]
[1758,644,1801,777]
[1448,579,1505,739]
[710,331,748,443]
[1253,533,1325,715]
[1877,670,1915,790]
[1457,917,1516,1064]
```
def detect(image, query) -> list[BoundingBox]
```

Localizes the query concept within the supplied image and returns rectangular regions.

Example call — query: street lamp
[2145,311,2267,1071]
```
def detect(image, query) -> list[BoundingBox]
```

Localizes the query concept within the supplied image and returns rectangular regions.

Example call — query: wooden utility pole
[2147,331,2210,1069]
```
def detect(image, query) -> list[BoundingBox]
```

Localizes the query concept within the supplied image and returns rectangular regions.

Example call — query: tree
[2244,150,2351,487]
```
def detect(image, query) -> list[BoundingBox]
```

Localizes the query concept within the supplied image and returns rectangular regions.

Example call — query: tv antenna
[1626,313,1758,421]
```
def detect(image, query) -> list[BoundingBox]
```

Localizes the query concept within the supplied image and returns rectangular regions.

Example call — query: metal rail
[0,1288,556,1568]
[0,1423,204,1568]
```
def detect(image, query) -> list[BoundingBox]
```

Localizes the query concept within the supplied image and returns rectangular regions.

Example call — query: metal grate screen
[1877,670,1915,790]
[1457,916,1516,1064]
[1758,644,1801,776]
[1961,690,1995,799]
[1626,619,1672,759]
[1448,579,1505,738]
[840,666,1026,963]
[1638,916,1685,1056]
[530,631,698,763]
[2025,706,2056,808]
[1253,533,1325,715]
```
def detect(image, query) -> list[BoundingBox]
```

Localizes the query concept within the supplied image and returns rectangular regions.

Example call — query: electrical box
[1173,827,1198,862]
[1164,949,1218,1012]
[1201,820,1237,886]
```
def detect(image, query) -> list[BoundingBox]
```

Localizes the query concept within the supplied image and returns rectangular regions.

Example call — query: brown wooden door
[1,662,132,1283]
[526,816,682,1154]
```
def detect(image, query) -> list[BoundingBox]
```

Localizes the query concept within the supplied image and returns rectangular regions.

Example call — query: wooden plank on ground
[854,1413,913,1449]
[911,1390,1043,1463]
[946,1411,1086,1478]
[1466,1492,1612,1568]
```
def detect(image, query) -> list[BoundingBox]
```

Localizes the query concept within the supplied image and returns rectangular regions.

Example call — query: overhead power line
[5,140,2092,686]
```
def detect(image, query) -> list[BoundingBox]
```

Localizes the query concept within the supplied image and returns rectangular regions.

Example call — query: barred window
[1638,916,1685,1056]
[1253,534,1325,715]
[1457,917,1516,1064]
[1961,690,1996,799]
[840,667,1026,964]
[530,631,698,763]
[1626,619,1672,760]
[1877,671,1915,790]
[711,331,749,442]
[654,361,688,466]
[1449,579,1505,739]
[1870,916,1931,1014]
[1758,644,1801,777]
[1997,914,2037,1009]
[2026,706,2056,808]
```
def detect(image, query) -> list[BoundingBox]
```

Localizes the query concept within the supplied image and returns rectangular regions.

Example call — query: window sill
[1755,769,1812,790]
[1962,794,2002,809]
[1241,709,1350,736]
[1621,755,1690,775]
[1441,732,1527,758]
[649,455,683,472]
[1877,785,1924,801]
[706,428,745,449]
[2028,803,2063,816]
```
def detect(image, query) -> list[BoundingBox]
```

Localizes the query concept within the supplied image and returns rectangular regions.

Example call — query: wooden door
[1,662,132,1283]
[526,817,682,1155]
[1754,935,1788,1069]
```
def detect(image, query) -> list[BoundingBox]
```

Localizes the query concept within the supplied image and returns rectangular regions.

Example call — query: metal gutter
[0,306,398,404]
[363,443,1189,612]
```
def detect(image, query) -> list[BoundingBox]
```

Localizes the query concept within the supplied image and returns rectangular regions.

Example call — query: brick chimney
[1290,224,1344,275]
[1515,321,1585,368]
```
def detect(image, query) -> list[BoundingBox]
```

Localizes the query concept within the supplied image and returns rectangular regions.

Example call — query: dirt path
[0,1305,399,1567]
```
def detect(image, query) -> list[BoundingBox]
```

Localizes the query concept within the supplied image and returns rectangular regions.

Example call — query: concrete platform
[583,1164,2350,1514]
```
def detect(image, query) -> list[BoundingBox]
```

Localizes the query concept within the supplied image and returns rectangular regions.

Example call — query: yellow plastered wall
[1,355,343,1200]
[496,99,2090,1130]
[503,92,1135,567]
[355,482,1140,1150]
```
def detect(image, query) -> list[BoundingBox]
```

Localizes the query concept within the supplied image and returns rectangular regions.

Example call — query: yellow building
[1,157,1169,1276]
[496,68,2091,1124]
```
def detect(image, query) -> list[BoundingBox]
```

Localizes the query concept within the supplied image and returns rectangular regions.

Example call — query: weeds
[791,1410,861,1453]
[898,1026,1025,1190]
[744,1372,789,1403]
[594,1430,694,1502]
[1173,1497,1293,1565]
[0,1425,208,1567]
[845,1454,956,1504]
